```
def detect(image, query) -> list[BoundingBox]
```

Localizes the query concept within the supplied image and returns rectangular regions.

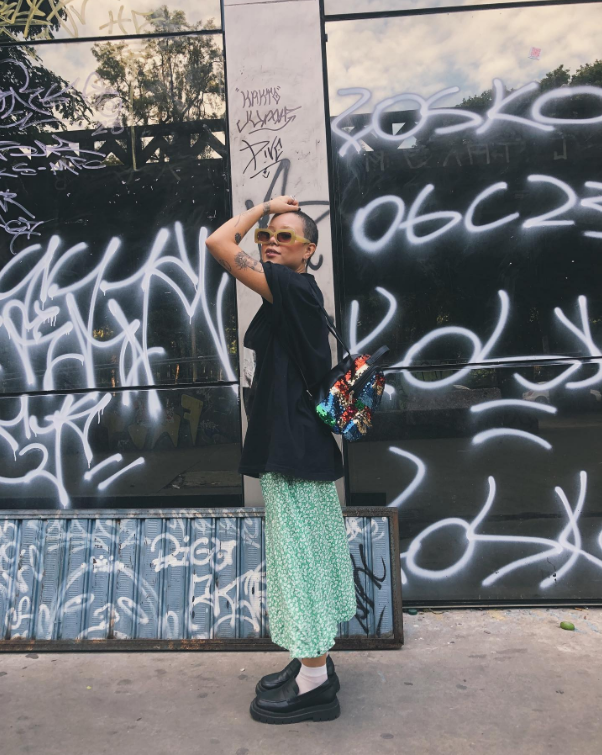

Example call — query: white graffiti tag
[0,223,235,506]
[333,79,602,156]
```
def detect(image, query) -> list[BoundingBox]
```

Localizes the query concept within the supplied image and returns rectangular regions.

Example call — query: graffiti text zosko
[333,79,602,156]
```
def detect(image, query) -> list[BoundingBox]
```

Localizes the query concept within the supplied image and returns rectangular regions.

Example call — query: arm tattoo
[263,201,271,215]
[234,251,263,273]
[218,258,232,273]
[234,233,242,245]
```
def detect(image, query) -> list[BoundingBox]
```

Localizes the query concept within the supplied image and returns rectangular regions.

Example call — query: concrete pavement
[0,607,600,755]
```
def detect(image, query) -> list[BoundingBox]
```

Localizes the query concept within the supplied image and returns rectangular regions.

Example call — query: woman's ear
[305,243,317,262]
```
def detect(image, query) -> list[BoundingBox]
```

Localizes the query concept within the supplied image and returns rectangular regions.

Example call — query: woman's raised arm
[205,196,299,302]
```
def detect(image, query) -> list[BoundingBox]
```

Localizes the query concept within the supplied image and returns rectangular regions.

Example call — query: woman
[206,196,357,724]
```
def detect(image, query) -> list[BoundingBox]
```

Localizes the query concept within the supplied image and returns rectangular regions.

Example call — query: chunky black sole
[249,696,341,724]
[256,673,340,696]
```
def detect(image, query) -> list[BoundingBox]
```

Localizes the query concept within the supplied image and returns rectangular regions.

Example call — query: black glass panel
[348,363,602,602]
[0,385,242,509]
[0,34,234,393]
[327,5,602,366]
[0,1,221,41]
[329,7,602,601]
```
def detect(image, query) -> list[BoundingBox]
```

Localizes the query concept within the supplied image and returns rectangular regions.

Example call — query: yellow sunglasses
[254,227,311,245]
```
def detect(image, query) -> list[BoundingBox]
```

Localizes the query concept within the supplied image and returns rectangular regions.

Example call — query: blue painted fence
[0,508,402,650]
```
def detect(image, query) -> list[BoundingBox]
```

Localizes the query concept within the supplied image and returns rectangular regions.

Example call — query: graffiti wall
[326,3,602,601]
[0,3,243,509]
[0,509,400,646]
[2,0,599,606]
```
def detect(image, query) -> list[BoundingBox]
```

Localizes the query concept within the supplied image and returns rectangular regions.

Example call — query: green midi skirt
[259,471,358,659]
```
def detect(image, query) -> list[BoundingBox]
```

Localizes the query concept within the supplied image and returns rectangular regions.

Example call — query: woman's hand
[265,195,299,215]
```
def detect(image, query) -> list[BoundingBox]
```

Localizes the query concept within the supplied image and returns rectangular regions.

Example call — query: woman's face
[259,212,315,271]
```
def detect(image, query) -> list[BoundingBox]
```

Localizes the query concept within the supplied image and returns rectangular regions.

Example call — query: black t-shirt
[238,260,344,481]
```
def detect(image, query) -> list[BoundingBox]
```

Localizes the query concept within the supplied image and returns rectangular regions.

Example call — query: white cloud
[325,0,548,14]
[326,4,602,114]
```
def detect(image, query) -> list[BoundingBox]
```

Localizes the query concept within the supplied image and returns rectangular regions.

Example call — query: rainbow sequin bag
[279,298,389,442]
[312,345,390,441]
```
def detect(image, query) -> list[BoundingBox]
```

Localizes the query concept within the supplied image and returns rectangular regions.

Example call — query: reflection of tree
[0,8,91,257]
[539,64,570,92]
[91,6,223,127]
[0,0,66,41]
[572,59,602,87]
[0,7,89,138]
[460,60,602,112]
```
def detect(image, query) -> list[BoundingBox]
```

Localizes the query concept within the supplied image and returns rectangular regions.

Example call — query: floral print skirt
[259,471,358,659]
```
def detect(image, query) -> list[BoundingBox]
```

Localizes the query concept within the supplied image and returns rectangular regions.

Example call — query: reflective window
[0,18,240,510]
[327,5,602,362]
[0,35,233,394]
[0,385,242,509]
[348,363,602,601]
[0,1,221,41]
[327,4,602,602]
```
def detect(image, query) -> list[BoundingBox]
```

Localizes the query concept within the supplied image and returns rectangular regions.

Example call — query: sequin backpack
[279,296,389,442]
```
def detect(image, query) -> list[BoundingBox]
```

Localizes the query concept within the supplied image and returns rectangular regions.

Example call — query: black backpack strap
[365,345,390,365]
[317,303,352,359]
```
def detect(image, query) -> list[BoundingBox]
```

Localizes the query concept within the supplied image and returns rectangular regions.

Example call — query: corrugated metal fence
[0,507,403,651]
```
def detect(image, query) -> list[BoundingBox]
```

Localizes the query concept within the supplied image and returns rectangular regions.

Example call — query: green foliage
[0,45,90,137]
[460,88,493,113]
[571,59,602,88]
[91,6,223,126]
[460,59,602,112]
[539,64,571,91]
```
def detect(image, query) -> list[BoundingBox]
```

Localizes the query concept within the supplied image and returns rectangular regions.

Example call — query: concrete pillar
[223,0,344,506]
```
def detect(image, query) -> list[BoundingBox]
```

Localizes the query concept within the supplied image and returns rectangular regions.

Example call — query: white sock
[295,660,328,695]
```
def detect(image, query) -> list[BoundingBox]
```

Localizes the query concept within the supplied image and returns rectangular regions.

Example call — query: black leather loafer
[255,654,339,695]
[250,673,340,724]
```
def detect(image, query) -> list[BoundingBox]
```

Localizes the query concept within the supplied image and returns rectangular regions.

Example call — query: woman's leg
[301,653,327,667]
[295,651,329,695]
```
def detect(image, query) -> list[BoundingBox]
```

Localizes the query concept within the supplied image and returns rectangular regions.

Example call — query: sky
[325,0,548,13]
[15,1,602,129]
[325,3,602,114]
